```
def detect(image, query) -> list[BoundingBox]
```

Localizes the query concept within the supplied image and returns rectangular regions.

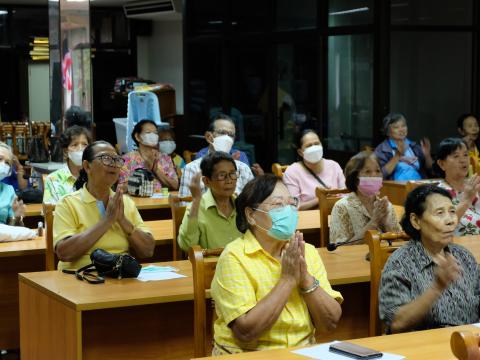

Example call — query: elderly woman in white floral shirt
[435,138,480,236]
[330,151,401,245]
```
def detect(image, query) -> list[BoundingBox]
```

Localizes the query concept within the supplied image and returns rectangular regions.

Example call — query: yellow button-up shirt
[178,189,241,251]
[211,230,343,354]
[53,185,151,270]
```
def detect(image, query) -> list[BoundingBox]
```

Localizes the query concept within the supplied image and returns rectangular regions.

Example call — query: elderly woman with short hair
[330,151,401,245]
[379,185,480,333]
[0,142,25,225]
[374,113,433,180]
[211,174,343,355]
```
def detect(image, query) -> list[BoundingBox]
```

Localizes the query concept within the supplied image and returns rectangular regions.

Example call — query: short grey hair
[0,141,14,161]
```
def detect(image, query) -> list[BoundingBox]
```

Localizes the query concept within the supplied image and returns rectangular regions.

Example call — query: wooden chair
[315,187,350,247]
[451,331,480,360]
[183,150,197,164]
[365,229,410,336]
[405,181,424,198]
[189,245,224,358]
[169,194,192,260]
[271,163,288,178]
[43,203,57,271]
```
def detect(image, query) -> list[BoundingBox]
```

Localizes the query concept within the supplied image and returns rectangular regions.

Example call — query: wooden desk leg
[19,280,82,360]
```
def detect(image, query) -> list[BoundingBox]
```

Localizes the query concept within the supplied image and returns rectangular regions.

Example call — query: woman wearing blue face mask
[211,174,343,355]
[0,142,25,225]
[118,119,178,191]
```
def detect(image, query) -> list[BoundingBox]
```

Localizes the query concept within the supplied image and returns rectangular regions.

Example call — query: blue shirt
[388,139,422,181]
[1,170,19,190]
[0,182,15,224]
[195,147,250,166]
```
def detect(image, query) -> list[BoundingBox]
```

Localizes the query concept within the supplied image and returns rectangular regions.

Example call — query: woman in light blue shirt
[0,142,25,225]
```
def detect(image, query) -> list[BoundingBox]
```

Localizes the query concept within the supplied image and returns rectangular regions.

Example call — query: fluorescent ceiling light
[329,7,369,16]
[0,10,8,15]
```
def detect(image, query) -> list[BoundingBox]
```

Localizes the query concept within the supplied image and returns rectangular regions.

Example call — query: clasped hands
[281,231,315,291]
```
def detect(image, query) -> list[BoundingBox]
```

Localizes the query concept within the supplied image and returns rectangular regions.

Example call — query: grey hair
[0,141,13,161]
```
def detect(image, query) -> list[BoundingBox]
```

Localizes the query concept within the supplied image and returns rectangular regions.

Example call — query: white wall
[137,20,183,114]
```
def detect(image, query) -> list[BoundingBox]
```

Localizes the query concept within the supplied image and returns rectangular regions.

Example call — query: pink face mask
[357,177,383,196]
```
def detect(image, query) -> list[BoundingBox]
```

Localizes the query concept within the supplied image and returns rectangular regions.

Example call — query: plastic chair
[365,230,410,336]
[189,245,224,358]
[126,91,166,151]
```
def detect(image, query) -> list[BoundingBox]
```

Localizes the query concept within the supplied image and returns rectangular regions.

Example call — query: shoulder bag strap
[301,161,330,189]
[62,263,105,284]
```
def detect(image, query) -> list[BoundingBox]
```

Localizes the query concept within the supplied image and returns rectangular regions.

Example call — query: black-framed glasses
[212,170,240,181]
[94,154,125,168]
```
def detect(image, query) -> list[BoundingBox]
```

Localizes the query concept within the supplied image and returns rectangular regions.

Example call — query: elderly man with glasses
[179,116,257,197]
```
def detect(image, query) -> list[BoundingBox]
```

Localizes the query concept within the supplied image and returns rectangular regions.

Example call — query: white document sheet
[292,341,404,360]
[136,265,186,282]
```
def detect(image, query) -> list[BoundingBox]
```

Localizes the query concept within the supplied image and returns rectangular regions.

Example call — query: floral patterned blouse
[43,165,77,204]
[437,180,480,236]
[118,150,178,192]
[330,192,402,244]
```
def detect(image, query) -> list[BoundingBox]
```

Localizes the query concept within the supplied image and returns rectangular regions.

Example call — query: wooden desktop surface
[194,324,480,360]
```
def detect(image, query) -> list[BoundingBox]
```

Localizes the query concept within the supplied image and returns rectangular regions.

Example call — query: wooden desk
[380,180,441,206]
[194,324,480,359]
[24,203,42,217]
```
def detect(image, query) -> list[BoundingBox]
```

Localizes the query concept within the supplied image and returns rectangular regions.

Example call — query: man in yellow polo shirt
[211,174,343,354]
[178,151,242,251]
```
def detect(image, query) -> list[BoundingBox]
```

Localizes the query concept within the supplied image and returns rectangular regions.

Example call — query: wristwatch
[300,277,320,295]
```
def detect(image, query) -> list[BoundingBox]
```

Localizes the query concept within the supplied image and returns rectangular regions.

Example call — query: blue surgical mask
[0,162,11,181]
[254,205,299,241]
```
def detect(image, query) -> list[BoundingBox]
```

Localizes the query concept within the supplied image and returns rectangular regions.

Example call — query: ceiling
[0,0,132,6]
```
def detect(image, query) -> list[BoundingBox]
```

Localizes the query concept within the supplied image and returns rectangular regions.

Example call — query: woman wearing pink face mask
[329,151,401,245]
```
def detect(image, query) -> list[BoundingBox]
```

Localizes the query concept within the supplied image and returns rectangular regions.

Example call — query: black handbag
[62,249,142,284]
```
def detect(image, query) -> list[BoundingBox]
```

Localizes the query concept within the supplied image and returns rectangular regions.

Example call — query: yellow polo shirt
[177,189,241,251]
[53,185,151,270]
[211,230,343,354]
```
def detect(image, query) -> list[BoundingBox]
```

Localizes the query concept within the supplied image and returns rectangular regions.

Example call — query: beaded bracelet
[300,277,320,295]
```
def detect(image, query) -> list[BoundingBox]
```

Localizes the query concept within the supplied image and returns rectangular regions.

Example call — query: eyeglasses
[213,129,235,139]
[94,154,125,168]
[262,196,299,210]
[212,171,240,181]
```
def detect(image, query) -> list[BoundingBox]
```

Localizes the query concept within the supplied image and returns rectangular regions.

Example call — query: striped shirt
[379,240,480,332]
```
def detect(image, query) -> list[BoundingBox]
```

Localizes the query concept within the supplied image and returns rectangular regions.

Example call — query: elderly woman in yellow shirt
[211,174,343,355]
[53,140,155,270]
[178,151,242,251]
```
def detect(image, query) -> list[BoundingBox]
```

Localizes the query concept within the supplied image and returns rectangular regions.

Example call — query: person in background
[119,119,178,192]
[379,185,479,333]
[64,105,92,129]
[375,113,433,180]
[194,113,264,176]
[211,174,342,354]
[179,119,254,197]
[457,113,479,174]
[435,137,480,236]
[283,129,345,210]
[330,151,401,245]
[178,152,242,251]
[1,155,28,191]
[158,126,186,177]
[53,141,154,270]
[0,142,25,225]
[43,126,92,204]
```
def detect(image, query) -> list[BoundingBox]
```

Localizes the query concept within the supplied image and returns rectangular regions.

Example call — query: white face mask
[212,135,234,153]
[303,145,323,164]
[159,140,176,155]
[140,133,159,147]
[68,150,84,166]
[0,162,11,181]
